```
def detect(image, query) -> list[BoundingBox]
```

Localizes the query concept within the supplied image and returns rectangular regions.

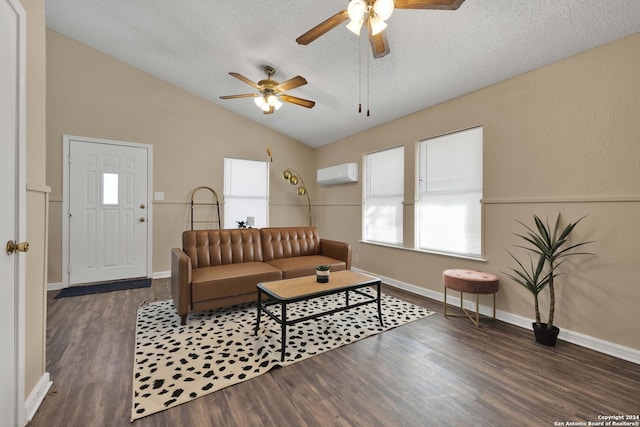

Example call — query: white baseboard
[352,267,640,365]
[47,282,64,292]
[25,372,52,423]
[151,270,170,279]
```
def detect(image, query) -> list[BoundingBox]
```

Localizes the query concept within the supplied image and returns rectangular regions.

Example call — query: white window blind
[223,158,269,228]
[364,146,404,245]
[417,127,483,257]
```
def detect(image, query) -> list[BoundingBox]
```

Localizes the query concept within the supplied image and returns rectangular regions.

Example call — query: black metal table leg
[377,282,384,327]
[255,289,262,335]
[280,302,287,362]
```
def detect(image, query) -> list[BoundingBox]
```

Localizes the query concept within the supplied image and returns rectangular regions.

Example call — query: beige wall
[46,29,640,353]
[315,33,640,351]
[21,0,49,404]
[46,29,316,282]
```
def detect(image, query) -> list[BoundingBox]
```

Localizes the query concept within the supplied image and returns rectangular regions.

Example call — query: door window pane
[102,172,119,205]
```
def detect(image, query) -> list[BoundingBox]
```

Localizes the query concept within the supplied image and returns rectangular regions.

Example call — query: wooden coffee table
[254,270,383,361]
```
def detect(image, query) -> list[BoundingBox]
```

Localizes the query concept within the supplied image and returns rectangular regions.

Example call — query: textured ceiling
[45,0,640,147]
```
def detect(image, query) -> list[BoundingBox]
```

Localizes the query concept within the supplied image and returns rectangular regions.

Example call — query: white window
[223,158,269,228]
[363,146,404,245]
[416,127,483,257]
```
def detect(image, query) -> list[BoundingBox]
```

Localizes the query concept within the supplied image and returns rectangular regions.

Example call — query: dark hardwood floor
[29,279,640,427]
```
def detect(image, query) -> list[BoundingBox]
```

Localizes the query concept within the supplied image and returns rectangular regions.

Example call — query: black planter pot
[316,272,329,283]
[532,322,560,346]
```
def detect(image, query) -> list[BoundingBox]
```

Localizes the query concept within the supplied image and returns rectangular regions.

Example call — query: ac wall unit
[316,163,358,185]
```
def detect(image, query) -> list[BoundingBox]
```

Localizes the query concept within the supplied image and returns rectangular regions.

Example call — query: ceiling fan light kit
[346,0,392,38]
[296,0,465,58]
[254,94,283,112]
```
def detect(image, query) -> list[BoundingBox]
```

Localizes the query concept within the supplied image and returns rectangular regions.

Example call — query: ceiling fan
[296,0,466,59]
[219,65,316,114]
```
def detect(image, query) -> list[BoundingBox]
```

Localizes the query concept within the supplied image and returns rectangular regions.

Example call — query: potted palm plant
[505,213,593,346]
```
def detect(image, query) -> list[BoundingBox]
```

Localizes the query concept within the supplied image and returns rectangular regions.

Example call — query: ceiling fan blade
[228,72,261,90]
[296,10,349,45]
[394,0,465,10]
[280,95,316,109]
[368,22,390,59]
[219,94,260,100]
[274,76,307,92]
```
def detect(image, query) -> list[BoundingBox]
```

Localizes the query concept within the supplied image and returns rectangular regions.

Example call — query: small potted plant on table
[316,265,331,283]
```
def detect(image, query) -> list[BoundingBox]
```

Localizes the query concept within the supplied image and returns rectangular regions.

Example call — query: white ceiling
[45,0,640,148]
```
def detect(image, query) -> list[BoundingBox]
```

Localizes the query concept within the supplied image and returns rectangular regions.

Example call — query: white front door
[67,138,150,284]
[1,0,26,425]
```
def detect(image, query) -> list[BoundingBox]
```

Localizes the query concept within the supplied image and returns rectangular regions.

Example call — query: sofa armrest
[171,248,192,319]
[320,239,352,270]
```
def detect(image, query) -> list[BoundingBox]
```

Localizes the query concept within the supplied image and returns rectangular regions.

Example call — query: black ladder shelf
[190,186,221,230]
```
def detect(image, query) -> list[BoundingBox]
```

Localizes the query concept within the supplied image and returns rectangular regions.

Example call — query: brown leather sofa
[171,226,352,324]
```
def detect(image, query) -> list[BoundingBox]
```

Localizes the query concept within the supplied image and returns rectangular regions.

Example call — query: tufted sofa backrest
[182,228,263,268]
[260,227,321,261]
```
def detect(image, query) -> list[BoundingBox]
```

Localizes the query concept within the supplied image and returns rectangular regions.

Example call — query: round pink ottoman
[443,269,499,328]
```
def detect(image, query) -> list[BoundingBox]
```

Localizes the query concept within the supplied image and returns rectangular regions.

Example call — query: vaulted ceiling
[45,0,640,147]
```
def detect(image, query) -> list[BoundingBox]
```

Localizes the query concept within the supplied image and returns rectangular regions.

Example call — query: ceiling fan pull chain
[366,49,370,117]
[358,29,362,113]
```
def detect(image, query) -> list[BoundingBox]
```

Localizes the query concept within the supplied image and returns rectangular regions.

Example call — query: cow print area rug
[131,291,435,421]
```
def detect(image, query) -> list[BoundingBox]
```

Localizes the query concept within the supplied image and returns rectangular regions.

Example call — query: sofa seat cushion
[191,262,282,302]
[265,255,347,279]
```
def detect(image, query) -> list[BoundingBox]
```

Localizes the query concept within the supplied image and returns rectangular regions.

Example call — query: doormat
[54,278,152,299]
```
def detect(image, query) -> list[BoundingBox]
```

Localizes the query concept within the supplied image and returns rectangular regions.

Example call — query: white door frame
[2,0,26,424]
[62,135,153,286]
